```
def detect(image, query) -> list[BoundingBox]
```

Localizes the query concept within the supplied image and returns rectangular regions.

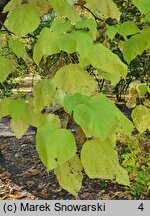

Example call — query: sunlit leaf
[8,99,26,121]
[53,64,97,96]
[33,28,60,64]
[57,34,77,53]
[75,18,97,40]
[51,19,72,35]
[36,124,76,170]
[3,0,51,16]
[33,79,56,113]
[11,117,29,139]
[85,0,121,21]
[64,93,89,114]
[7,4,40,36]
[81,138,130,186]
[105,25,118,40]
[48,0,79,22]
[73,94,117,141]
[54,155,83,196]
[88,44,127,83]
[136,83,148,97]
[117,21,139,39]
[132,105,150,133]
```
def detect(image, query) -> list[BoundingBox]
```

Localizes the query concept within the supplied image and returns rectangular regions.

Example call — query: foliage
[0,0,149,196]
[117,134,150,199]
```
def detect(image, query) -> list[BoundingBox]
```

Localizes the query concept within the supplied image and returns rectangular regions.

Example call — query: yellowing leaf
[136,83,148,97]
[54,155,83,196]
[7,4,40,36]
[27,105,60,128]
[11,117,29,139]
[33,28,60,65]
[85,0,121,22]
[88,44,128,84]
[0,56,14,83]
[36,125,76,170]
[33,79,56,113]
[81,138,130,186]
[3,0,51,16]
[53,64,97,96]
[48,0,79,22]
[132,105,150,133]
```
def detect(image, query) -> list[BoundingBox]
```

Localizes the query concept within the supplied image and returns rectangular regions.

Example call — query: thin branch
[75,3,103,22]
[0,20,14,35]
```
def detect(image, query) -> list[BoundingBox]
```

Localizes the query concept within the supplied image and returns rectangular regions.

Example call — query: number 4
[138,203,144,211]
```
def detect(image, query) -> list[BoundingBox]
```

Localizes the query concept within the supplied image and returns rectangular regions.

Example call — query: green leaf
[136,83,148,97]
[33,79,56,113]
[4,99,30,138]
[29,0,51,16]
[75,18,97,40]
[97,69,121,84]
[8,99,26,121]
[0,98,11,119]
[72,93,133,139]
[64,93,89,115]
[117,21,139,39]
[105,25,118,40]
[88,44,128,84]
[0,56,14,83]
[85,0,121,22]
[73,94,117,141]
[48,0,79,22]
[28,105,60,128]
[33,28,60,64]
[54,155,83,196]
[81,138,130,186]
[132,0,150,16]
[53,64,97,96]
[7,4,40,36]
[36,125,76,170]
[51,19,72,35]
[3,0,51,16]
[8,38,25,58]
[132,105,150,133]
[57,33,77,53]
[72,31,93,60]
[123,27,150,64]
[3,0,19,13]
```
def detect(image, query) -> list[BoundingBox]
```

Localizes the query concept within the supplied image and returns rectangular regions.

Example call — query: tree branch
[0,20,13,35]
[75,3,103,22]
